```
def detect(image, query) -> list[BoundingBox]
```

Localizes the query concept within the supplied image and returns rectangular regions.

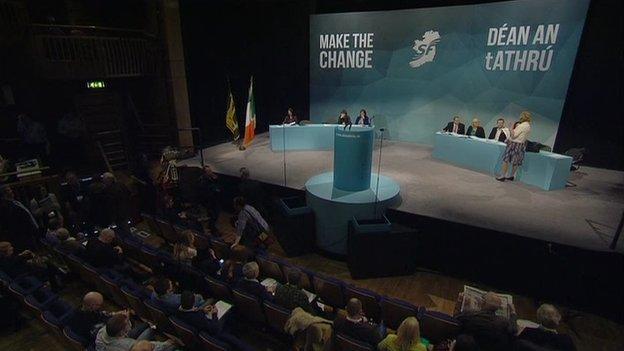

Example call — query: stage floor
[181,133,624,253]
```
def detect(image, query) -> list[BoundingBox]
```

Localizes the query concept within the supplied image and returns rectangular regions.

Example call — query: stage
[181,132,624,253]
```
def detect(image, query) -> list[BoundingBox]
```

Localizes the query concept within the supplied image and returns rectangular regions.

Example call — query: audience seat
[210,238,231,260]
[100,273,130,308]
[312,274,345,308]
[63,326,89,350]
[344,286,381,323]
[155,218,180,243]
[263,301,291,335]
[418,310,460,344]
[7,276,44,300]
[205,276,232,301]
[380,297,421,330]
[170,316,199,350]
[141,213,162,236]
[334,332,375,351]
[232,289,266,324]
[121,286,153,323]
[256,254,285,282]
[40,300,74,339]
[198,332,231,351]
[144,298,177,336]
[23,287,58,314]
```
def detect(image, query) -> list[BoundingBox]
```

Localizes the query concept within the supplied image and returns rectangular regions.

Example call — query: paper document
[215,300,233,320]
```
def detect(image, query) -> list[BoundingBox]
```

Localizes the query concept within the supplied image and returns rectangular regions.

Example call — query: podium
[333,127,374,191]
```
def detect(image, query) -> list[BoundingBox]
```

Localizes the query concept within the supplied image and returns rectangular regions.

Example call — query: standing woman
[496,111,532,181]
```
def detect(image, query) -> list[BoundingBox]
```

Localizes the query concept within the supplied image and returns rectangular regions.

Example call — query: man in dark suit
[466,118,486,138]
[519,304,576,351]
[84,228,124,268]
[0,185,39,250]
[174,291,222,335]
[333,298,384,346]
[234,261,274,301]
[443,116,465,134]
[488,118,510,142]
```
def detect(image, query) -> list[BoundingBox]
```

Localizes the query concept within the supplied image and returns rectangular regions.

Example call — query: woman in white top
[173,230,197,265]
[496,111,532,181]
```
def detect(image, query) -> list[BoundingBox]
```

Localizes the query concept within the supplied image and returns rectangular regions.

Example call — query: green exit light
[86,81,106,89]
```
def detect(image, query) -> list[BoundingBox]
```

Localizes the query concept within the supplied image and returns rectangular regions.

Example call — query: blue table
[432,132,572,190]
[269,124,373,151]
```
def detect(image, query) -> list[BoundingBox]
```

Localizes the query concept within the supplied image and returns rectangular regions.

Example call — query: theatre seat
[205,275,232,301]
[418,310,460,344]
[141,213,161,235]
[121,286,152,323]
[170,316,198,350]
[40,300,74,340]
[232,289,266,324]
[312,274,345,308]
[63,326,89,350]
[23,287,58,314]
[344,286,381,323]
[210,238,231,260]
[263,301,291,335]
[100,273,130,308]
[155,218,180,243]
[198,332,230,351]
[144,299,176,336]
[256,254,285,282]
[8,276,44,299]
[380,297,421,330]
[334,332,374,351]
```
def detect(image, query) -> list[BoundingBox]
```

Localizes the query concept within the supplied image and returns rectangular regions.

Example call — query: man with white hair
[519,304,575,350]
[234,261,274,301]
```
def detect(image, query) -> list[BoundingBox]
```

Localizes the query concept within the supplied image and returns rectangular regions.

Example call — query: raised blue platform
[305,172,401,255]
[432,132,573,190]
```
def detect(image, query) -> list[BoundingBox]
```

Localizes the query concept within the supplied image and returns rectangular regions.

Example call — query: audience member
[378,317,429,351]
[149,277,204,313]
[455,292,517,351]
[102,172,132,225]
[0,184,39,250]
[275,269,314,313]
[29,185,62,228]
[85,228,124,268]
[173,230,197,265]
[88,174,109,226]
[231,197,271,249]
[95,313,176,351]
[174,290,222,334]
[284,307,333,351]
[333,298,385,346]
[61,170,89,228]
[450,334,479,351]
[45,227,84,254]
[193,240,221,277]
[0,241,48,279]
[220,245,252,283]
[198,165,222,236]
[518,304,576,351]
[235,261,274,301]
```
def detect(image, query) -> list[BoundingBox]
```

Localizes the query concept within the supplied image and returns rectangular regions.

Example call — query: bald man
[85,228,123,268]
[67,292,117,344]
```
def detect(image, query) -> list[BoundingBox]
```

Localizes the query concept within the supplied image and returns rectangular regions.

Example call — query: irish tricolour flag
[242,77,256,147]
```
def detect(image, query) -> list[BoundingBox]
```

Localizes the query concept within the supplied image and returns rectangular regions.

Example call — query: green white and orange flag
[225,84,239,141]
[242,77,256,147]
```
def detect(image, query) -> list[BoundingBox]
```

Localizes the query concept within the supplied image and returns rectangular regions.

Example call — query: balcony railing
[0,0,29,44]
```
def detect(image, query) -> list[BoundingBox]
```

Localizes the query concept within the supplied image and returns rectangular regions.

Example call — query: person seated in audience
[85,228,124,268]
[378,317,430,351]
[443,116,465,134]
[219,245,252,283]
[275,269,314,313]
[193,241,221,277]
[130,340,155,351]
[235,261,274,301]
[0,184,39,250]
[102,172,132,225]
[44,218,64,244]
[450,334,478,351]
[454,292,517,351]
[518,304,576,351]
[174,290,222,335]
[62,170,89,229]
[173,230,197,265]
[95,313,177,351]
[67,291,147,346]
[231,197,271,249]
[149,277,205,313]
[46,227,84,254]
[0,241,50,280]
[29,185,62,228]
[465,118,486,138]
[333,298,385,346]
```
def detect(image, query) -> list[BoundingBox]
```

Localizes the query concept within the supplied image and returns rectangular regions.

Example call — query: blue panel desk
[432,132,572,191]
[270,124,373,151]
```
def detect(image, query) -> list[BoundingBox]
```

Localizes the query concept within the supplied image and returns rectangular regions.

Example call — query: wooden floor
[2,213,623,351]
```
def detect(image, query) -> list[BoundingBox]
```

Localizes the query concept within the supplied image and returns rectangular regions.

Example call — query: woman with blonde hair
[173,230,197,264]
[378,317,430,351]
[496,111,532,182]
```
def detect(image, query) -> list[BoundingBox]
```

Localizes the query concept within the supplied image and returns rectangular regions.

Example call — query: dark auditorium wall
[180,0,623,170]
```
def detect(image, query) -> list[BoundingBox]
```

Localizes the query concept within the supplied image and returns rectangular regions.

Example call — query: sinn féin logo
[410,30,441,68]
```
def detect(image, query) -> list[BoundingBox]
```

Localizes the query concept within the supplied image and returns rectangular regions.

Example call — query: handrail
[30,23,157,38]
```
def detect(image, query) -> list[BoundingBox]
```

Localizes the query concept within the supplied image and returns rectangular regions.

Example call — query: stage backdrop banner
[309,0,590,147]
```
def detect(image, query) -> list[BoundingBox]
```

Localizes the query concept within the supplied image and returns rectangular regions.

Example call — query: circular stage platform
[305,172,401,255]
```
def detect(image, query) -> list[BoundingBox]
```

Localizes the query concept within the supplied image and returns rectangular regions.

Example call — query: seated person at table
[378,317,429,351]
[150,277,205,313]
[235,261,274,301]
[465,118,486,138]
[488,118,510,142]
[275,269,314,313]
[443,116,465,134]
[333,298,385,346]
[355,109,371,126]
[174,290,222,335]
[282,107,298,125]
[518,304,575,351]
[337,110,351,126]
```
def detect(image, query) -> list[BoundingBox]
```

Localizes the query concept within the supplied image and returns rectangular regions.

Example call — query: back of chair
[169,316,198,349]
[334,333,374,351]
[232,289,266,324]
[79,261,102,290]
[263,301,291,335]
[198,332,230,351]
[210,238,231,260]
[282,264,313,292]
[380,297,420,330]
[256,255,284,282]
[419,310,460,344]
[100,274,130,308]
[312,274,345,308]
[156,218,180,243]
[141,213,161,235]
[144,299,176,335]
[121,286,152,323]
[40,311,65,340]
[63,326,88,351]
[205,276,232,301]
[344,286,381,323]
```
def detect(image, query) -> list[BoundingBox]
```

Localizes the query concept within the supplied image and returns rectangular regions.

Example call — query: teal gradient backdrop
[310,0,590,147]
